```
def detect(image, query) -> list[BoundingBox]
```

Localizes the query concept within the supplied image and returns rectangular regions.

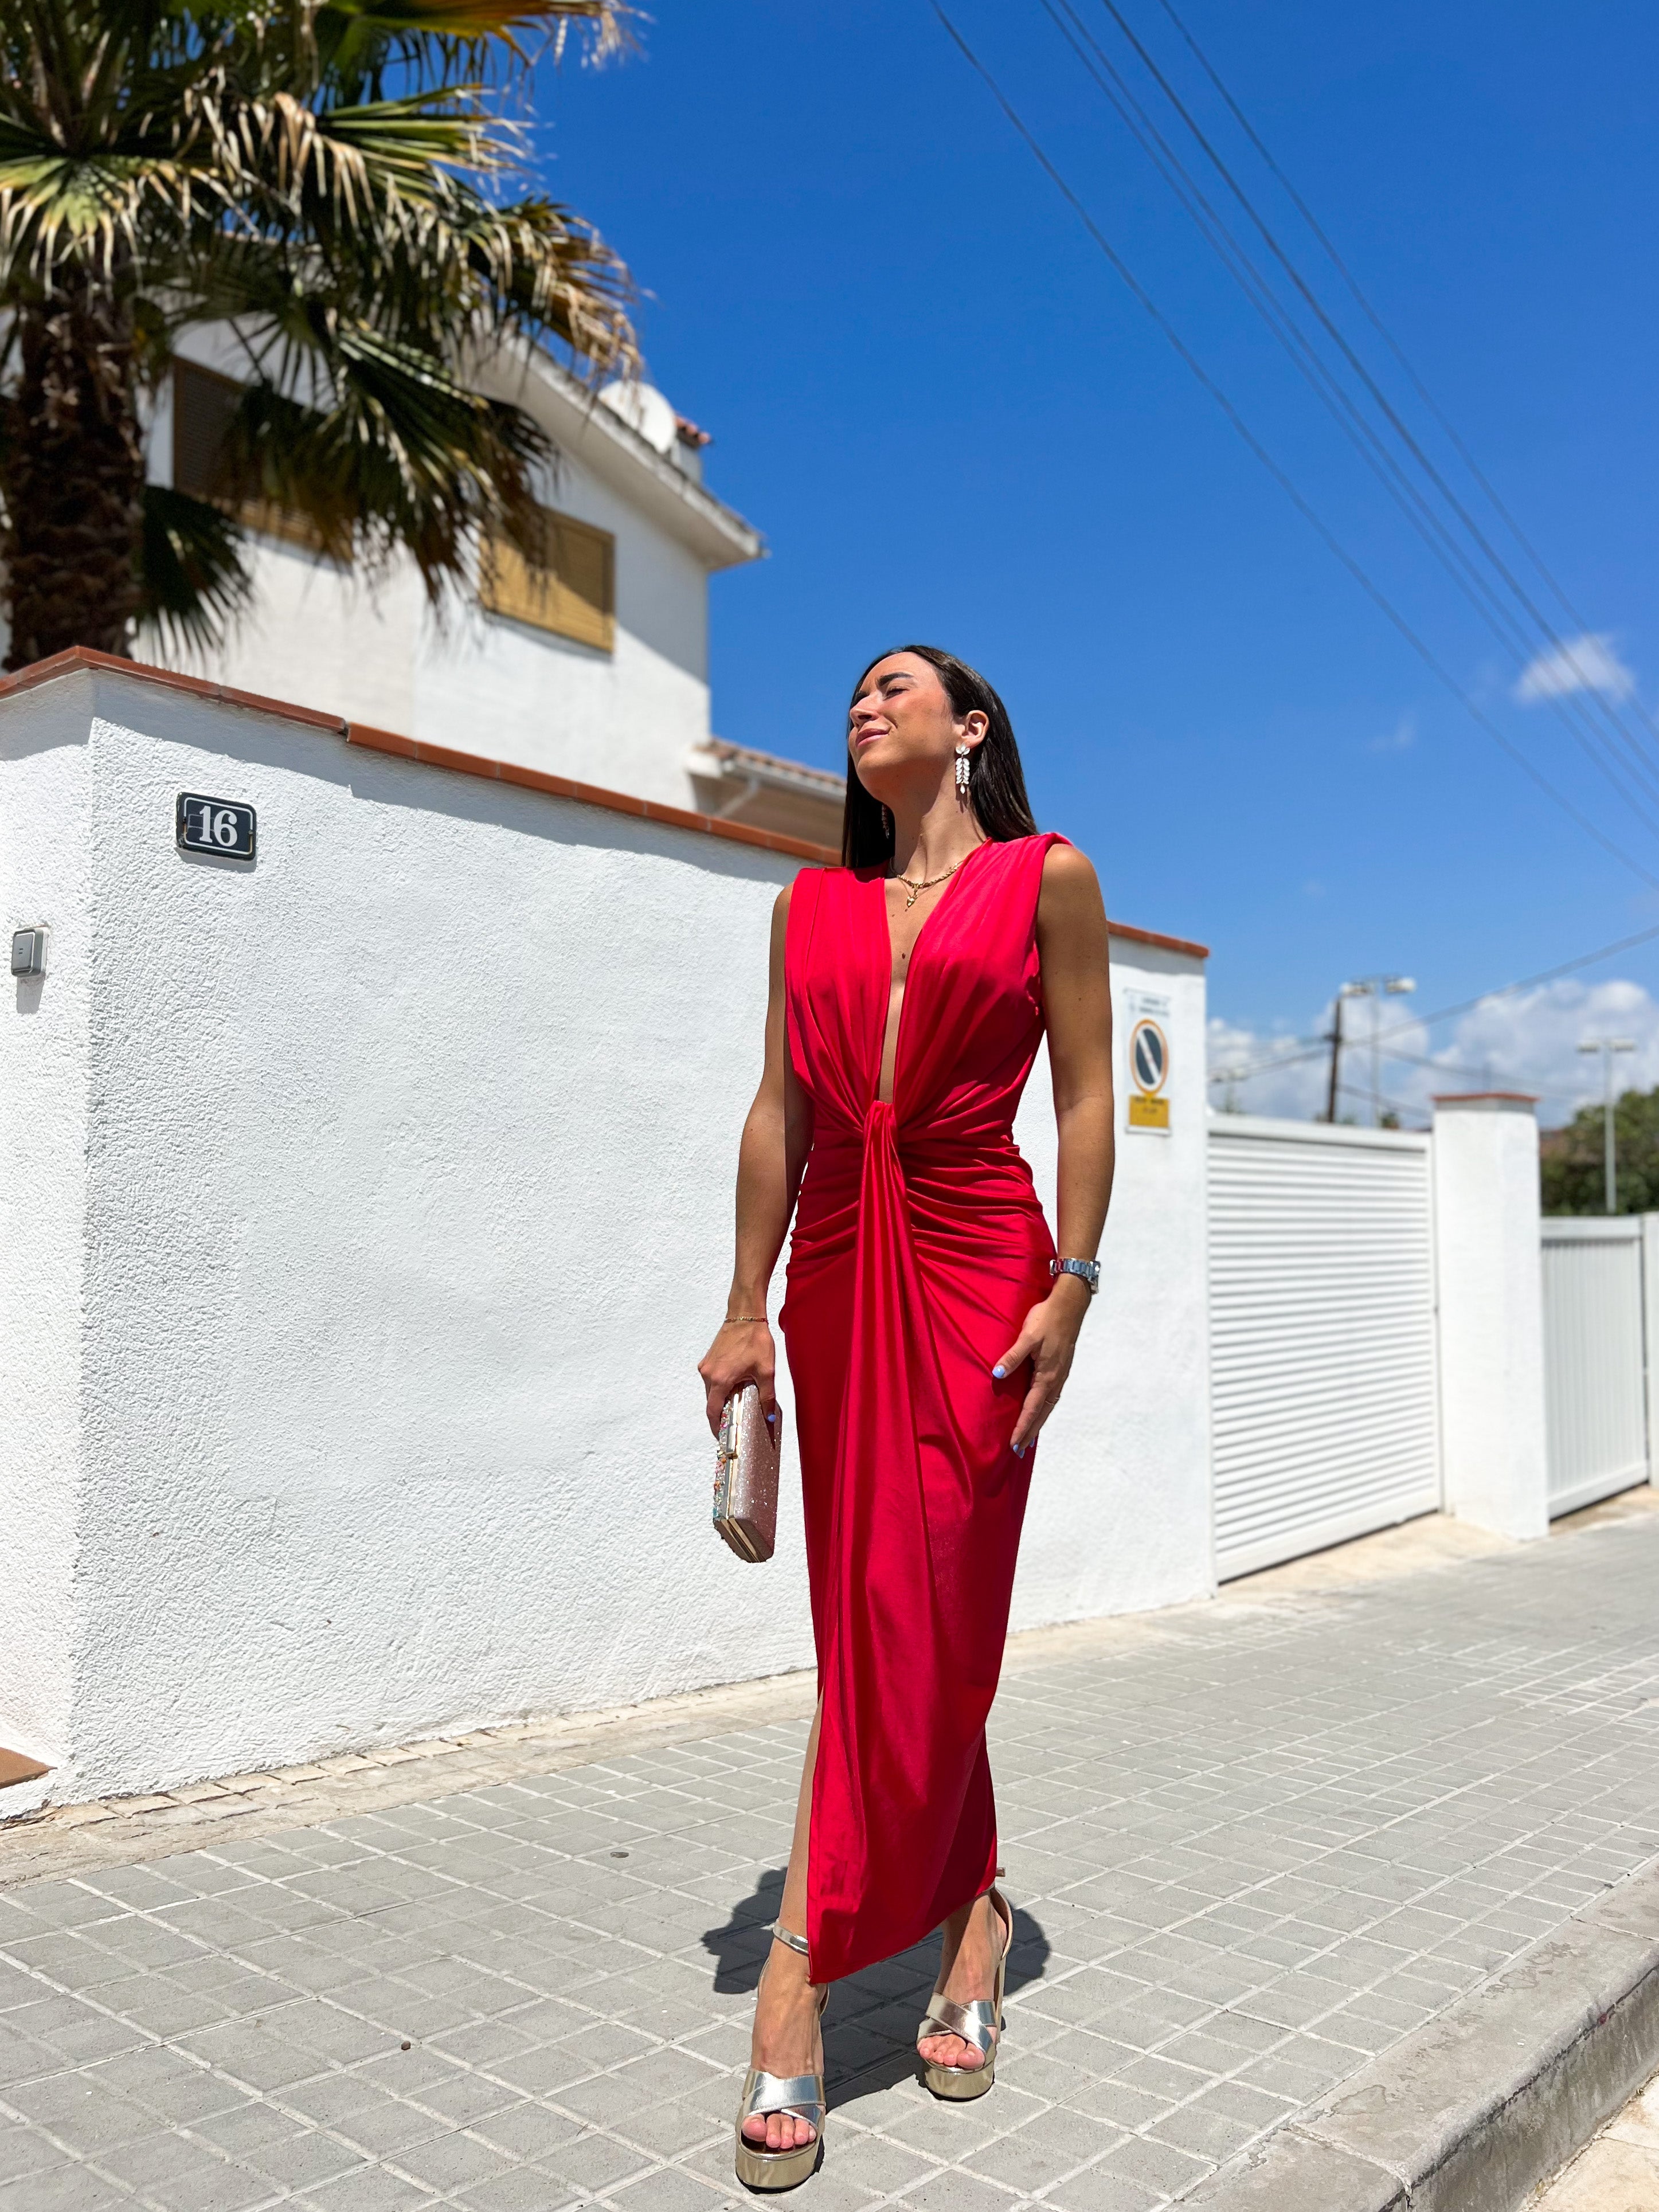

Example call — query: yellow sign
[1126,1011,1171,1134]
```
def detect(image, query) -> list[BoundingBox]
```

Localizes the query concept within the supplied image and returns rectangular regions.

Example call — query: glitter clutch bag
[713,1385,780,1563]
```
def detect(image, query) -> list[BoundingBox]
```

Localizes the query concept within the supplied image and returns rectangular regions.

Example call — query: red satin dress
[781,831,1066,1984]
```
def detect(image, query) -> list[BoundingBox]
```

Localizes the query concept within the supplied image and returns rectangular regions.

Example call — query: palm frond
[323,0,627,44]
[136,480,255,652]
[0,0,643,657]
[218,320,548,588]
[312,0,632,100]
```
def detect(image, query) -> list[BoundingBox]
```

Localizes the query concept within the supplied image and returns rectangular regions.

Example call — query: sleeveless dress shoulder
[781,831,1067,1982]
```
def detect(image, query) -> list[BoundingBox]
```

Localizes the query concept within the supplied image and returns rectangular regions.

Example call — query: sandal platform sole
[735,2133,824,2190]
[920,2053,996,2100]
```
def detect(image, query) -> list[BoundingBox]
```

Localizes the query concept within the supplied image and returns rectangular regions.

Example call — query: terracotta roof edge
[0,652,1208,951]
[344,721,838,863]
[1107,920,1209,961]
[1431,1090,1540,1106]
[0,645,348,734]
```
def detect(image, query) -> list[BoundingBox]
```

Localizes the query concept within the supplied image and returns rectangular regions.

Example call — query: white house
[1,657,1590,1817]
[154,332,847,849]
[0,656,1212,1810]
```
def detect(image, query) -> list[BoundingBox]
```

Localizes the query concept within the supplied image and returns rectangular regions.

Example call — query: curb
[1185,1858,1659,2210]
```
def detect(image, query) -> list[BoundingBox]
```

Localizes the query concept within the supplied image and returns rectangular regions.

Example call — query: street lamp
[1576,1037,1637,1213]
[1326,976,1416,1126]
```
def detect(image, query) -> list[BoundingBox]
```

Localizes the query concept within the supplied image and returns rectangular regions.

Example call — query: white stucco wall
[0,681,93,1779]
[1012,946,1213,1624]
[1432,1095,1550,1540]
[146,336,758,813]
[1,664,1211,1806]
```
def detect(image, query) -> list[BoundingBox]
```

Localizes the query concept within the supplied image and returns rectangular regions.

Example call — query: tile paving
[4,1509,1659,2209]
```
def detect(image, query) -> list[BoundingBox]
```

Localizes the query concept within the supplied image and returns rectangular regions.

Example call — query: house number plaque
[177,793,256,860]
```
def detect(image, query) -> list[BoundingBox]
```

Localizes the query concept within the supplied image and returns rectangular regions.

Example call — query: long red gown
[781,830,1066,1984]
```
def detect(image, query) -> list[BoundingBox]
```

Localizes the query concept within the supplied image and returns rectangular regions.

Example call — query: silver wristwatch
[1051,1256,1100,1295]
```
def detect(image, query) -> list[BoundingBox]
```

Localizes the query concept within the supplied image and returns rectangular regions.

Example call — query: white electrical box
[10,927,46,977]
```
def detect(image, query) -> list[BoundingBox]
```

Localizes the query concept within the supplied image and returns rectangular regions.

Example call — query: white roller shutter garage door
[1210,1117,1441,1578]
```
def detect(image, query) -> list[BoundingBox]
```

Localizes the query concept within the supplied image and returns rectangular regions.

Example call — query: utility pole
[1324,990,1347,1122]
[1327,977,1415,1125]
[1576,1036,1636,1212]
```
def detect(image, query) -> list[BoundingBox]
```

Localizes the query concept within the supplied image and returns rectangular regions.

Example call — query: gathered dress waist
[789,1108,1048,1276]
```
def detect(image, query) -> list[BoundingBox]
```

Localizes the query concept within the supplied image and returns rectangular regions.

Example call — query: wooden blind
[173,360,240,503]
[482,507,615,653]
[172,361,326,553]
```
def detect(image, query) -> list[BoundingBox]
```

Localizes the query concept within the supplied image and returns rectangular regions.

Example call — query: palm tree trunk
[2,286,145,669]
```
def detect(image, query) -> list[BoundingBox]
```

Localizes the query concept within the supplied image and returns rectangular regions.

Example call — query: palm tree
[0,0,639,668]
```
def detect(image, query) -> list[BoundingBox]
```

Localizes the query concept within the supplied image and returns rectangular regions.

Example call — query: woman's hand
[994,1278,1091,1454]
[698,1318,778,1436]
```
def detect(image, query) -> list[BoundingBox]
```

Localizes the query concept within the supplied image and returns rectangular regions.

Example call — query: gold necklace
[892,840,983,910]
[893,859,962,910]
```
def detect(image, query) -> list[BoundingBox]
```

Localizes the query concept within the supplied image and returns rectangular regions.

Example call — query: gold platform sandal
[917,1885,1012,2101]
[734,1924,828,2191]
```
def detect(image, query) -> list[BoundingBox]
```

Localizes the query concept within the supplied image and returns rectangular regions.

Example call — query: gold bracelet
[722,1314,766,1326]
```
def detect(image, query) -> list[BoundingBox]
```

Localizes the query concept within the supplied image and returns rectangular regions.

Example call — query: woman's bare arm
[697,884,813,1434]
[995,843,1115,1451]
[1042,844,1116,1275]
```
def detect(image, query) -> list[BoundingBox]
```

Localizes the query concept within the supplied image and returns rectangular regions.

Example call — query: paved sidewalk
[4,1502,1659,2212]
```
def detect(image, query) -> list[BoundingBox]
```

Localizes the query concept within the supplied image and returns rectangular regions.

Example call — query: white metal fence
[1208,1117,1441,1579]
[1540,1216,1653,1518]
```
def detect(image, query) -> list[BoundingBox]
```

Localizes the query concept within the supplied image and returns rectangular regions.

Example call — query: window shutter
[482,507,615,652]
[171,361,326,554]
[173,361,240,503]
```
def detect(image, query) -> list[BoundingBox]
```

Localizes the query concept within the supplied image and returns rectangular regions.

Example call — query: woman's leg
[744,1697,824,2152]
[917,1891,1007,2072]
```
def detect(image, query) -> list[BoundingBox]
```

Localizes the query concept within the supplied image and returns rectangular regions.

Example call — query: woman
[698,646,1115,2190]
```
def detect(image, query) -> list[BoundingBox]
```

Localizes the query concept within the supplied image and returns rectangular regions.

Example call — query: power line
[1041,0,1659,829]
[1096,0,1659,803]
[926,3,1659,891]
[1155,0,1659,762]
[1034,0,1659,835]
[1207,914,1659,1087]
[1369,1047,1579,1103]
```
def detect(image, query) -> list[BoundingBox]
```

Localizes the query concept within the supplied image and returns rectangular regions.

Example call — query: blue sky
[535,2,1659,1122]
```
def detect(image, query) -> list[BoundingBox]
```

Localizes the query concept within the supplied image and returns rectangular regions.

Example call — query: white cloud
[1207,1015,1329,1121]
[1368,711,1416,753]
[1514,632,1636,705]
[1208,976,1659,1129]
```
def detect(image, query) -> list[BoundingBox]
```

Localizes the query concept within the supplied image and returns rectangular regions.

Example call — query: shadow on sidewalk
[702,1873,1051,2099]
[702,1867,787,1994]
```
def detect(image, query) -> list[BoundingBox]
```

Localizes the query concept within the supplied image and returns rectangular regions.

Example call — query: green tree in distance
[1540,1086,1659,1215]
[0,0,637,667]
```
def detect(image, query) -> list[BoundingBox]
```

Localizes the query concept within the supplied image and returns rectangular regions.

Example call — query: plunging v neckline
[874,839,992,1108]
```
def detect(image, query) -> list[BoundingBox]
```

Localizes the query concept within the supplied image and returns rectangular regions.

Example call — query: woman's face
[847,653,986,794]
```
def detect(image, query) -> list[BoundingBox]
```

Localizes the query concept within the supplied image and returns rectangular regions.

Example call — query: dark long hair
[842,644,1038,867]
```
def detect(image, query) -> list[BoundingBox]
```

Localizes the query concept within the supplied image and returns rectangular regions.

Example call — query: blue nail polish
[992,1365,1005,1379]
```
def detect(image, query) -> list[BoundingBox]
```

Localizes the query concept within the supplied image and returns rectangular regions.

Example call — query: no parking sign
[1125,991,1171,1134]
